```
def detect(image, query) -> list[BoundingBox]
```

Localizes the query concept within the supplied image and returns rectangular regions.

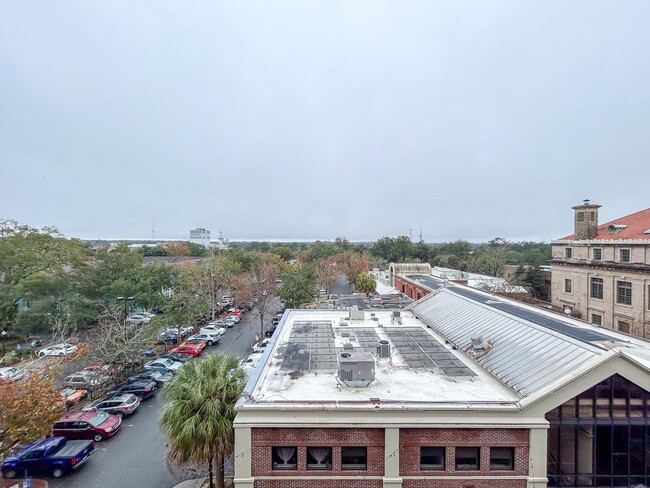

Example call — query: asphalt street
[48,305,274,488]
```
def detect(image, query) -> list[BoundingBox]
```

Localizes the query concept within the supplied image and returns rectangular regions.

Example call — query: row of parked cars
[0,309,237,480]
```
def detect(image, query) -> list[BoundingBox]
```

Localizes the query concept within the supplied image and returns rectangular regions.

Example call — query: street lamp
[1,330,6,358]
[116,296,135,342]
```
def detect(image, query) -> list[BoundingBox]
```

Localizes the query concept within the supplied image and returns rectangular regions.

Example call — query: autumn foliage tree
[335,251,369,285]
[0,370,64,458]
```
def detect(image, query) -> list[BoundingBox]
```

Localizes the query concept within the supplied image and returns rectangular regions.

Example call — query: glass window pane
[272,446,297,470]
[341,447,367,470]
[307,447,331,470]
[455,447,479,470]
[420,447,445,471]
[490,447,514,470]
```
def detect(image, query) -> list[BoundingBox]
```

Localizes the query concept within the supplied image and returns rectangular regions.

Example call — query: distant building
[551,201,650,339]
[503,264,552,302]
[234,284,650,488]
[190,228,211,247]
[211,230,229,250]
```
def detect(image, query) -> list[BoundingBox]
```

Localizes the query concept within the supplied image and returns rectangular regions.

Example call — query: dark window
[455,447,480,470]
[589,211,596,221]
[490,447,514,470]
[271,447,297,470]
[620,249,631,263]
[420,446,445,471]
[617,281,632,305]
[565,248,573,259]
[591,314,602,326]
[577,212,585,222]
[593,248,602,261]
[341,447,367,470]
[22,449,45,460]
[618,321,630,334]
[306,447,332,470]
[591,278,603,299]
[546,374,650,487]
[564,279,572,293]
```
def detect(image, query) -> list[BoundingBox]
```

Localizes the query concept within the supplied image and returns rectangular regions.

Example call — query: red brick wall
[400,428,529,485]
[254,481,382,488]
[251,428,384,478]
[394,276,431,300]
[403,481,526,488]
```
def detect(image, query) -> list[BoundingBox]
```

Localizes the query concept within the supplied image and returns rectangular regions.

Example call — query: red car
[228,310,243,319]
[52,409,122,442]
[169,344,203,356]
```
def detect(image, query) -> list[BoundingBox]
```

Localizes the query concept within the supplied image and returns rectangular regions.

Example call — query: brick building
[234,284,650,487]
[551,201,650,339]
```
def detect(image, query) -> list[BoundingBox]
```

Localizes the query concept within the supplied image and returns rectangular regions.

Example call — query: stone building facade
[551,201,650,339]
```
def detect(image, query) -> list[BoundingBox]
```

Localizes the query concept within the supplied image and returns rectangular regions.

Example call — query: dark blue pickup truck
[1,436,95,479]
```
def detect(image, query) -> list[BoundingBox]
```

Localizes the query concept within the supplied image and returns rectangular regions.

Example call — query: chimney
[572,199,601,240]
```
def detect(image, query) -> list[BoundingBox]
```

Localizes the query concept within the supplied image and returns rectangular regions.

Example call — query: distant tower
[419,226,423,242]
[572,199,601,240]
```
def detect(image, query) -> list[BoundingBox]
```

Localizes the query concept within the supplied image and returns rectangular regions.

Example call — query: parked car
[110,379,157,400]
[226,314,240,323]
[15,336,43,354]
[183,337,209,347]
[227,309,243,318]
[158,352,193,363]
[127,370,172,386]
[58,387,88,407]
[63,371,111,391]
[1,436,95,479]
[239,354,261,367]
[52,410,122,442]
[200,324,226,336]
[243,300,254,310]
[156,332,178,345]
[83,362,125,377]
[126,314,151,325]
[187,332,221,346]
[223,317,238,328]
[144,358,183,373]
[37,343,78,358]
[170,343,204,357]
[264,324,277,337]
[271,317,281,326]
[252,338,271,353]
[0,366,26,381]
[83,393,140,418]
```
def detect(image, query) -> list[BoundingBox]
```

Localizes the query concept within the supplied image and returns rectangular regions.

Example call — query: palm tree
[160,353,245,488]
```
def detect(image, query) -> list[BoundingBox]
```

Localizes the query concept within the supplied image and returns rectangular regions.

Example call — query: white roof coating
[242,309,519,409]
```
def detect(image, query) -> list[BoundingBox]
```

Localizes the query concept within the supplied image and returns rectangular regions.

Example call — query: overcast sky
[1,1,649,243]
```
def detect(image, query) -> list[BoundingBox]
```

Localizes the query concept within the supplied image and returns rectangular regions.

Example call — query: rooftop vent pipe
[470,333,488,351]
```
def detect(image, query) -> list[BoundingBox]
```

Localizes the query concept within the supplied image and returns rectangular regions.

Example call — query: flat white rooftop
[244,309,519,409]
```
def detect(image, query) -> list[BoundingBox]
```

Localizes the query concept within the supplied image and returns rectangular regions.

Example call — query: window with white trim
[565,248,573,259]
[620,249,631,263]
[593,248,602,261]
[564,279,572,293]
[590,278,603,299]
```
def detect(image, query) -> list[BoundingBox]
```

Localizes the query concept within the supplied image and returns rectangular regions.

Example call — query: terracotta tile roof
[559,207,650,241]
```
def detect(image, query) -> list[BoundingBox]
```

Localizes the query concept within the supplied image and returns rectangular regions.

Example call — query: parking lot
[44,307,270,488]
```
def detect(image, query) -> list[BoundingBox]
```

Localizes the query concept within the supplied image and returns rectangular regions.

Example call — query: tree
[246,260,278,339]
[277,264,317,308]
[160,354,245,488]
[336,251,369,284]
[314,257,338,294]
[0,370,64,459]
[355,273,376,294]
[272,246,294,262]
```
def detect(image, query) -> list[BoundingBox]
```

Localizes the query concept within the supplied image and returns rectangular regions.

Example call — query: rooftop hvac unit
[377,340,391,358]
[349,307,365,321]
[338,352,375,388]
[343,342,354,350]
[392,310,401,318]
[340,331,350,337]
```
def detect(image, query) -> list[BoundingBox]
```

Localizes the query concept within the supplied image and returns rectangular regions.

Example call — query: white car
[0,366,26,381]
[226,314,240,324]
[188,332,222,346]
[252,338,271,354]
[239,354,261,367]
[127,314,151,325]
[37,343,78,358]
[201,324,226,335]
[144,358,183,373]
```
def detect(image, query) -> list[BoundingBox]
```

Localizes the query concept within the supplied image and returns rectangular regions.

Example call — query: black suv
[83,393,140,418]
[111,379,157,400]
